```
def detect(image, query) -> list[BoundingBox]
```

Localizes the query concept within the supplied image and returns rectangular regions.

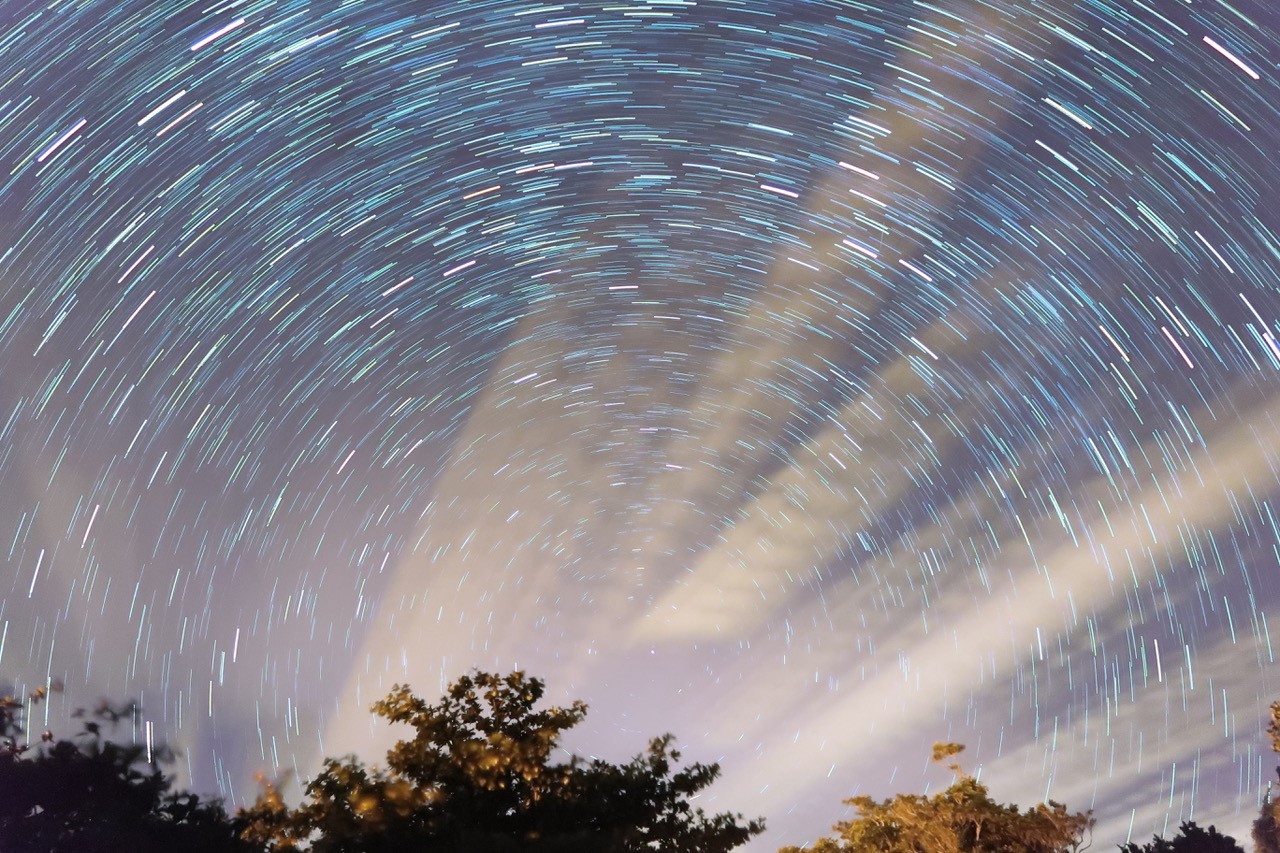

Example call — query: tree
[779,742,1093,853]
[238,670,764,852]
[0,684,252,853]
[1254,701,1280,853]
[1119,821,1243,853]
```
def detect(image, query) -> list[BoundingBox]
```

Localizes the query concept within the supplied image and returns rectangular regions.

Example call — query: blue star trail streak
[1,0,1278,847]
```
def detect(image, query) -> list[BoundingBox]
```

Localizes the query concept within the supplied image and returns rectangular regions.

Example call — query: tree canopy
[0,685,250,853]
[779,742,1093,853]
[8,675,1280,853]
[1121,821,1244,853]
[1255,700,1280,853]
[237,670,764,852]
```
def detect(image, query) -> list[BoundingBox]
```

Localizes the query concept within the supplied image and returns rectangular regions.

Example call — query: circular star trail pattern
[1,0,1278,848]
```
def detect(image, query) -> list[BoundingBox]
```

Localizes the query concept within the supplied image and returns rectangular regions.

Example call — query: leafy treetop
[1254,701,1280,853]
[237,670,764,853]
[0,683,249,853]
[779,742,1094,853]
[1120,821,1244,853]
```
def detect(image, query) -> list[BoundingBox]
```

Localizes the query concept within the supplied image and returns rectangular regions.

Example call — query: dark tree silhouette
[779,743,1093,853]
[237,670,764,852]
[0,684,252,853]
[1119,821,1244,853]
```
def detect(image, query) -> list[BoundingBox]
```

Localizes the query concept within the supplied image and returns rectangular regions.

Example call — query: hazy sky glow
[2,0,1279,849]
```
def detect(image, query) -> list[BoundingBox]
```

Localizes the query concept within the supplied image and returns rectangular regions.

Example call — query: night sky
[2,0,1278,848]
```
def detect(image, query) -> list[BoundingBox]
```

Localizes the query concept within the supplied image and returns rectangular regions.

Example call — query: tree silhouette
[778,743,1093,853]
[237,670,764,852]
[0,684,251,853]
[1120,821,1244,853]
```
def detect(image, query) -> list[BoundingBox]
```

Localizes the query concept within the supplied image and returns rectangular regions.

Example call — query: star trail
[1,0,1278,848]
